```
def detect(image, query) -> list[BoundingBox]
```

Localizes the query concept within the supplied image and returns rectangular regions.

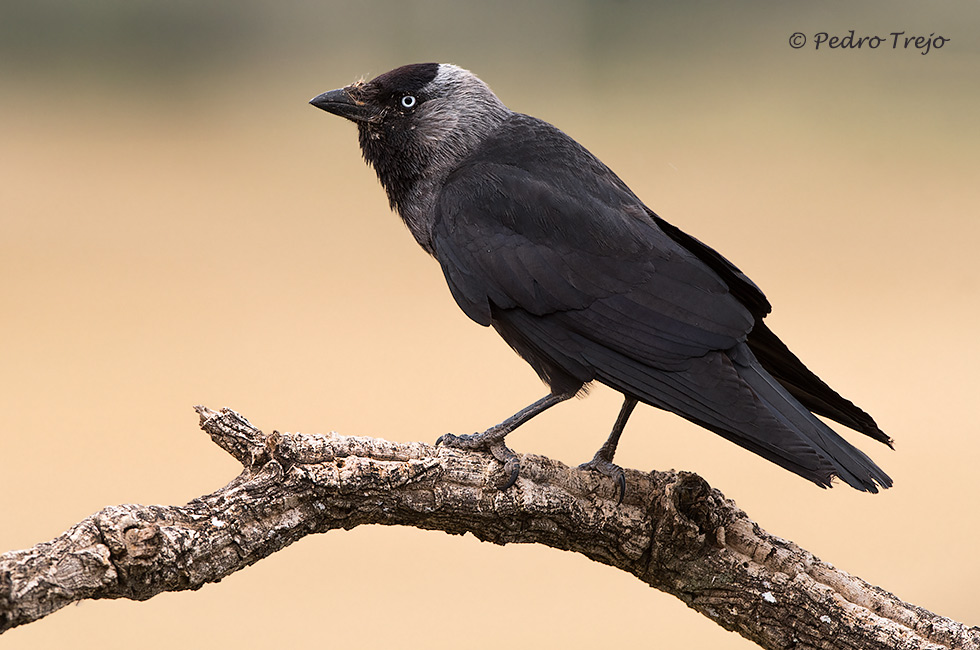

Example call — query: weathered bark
[0,407,975,649]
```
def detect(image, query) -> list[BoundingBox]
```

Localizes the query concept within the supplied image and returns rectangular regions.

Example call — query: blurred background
[2,1,977,648]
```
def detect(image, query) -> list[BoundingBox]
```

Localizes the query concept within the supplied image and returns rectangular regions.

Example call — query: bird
[309,62,893,499]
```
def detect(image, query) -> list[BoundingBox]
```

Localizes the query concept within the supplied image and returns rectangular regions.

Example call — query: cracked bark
[0,407,975,649]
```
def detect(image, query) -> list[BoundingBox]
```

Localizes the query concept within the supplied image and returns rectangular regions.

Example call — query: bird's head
[310,62,440,126]
[310,63,510,247]
[310,62,506,135]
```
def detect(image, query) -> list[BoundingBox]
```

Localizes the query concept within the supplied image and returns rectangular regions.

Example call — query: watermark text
[789,30,949,55]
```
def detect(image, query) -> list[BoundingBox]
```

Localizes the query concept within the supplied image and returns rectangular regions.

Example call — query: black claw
[435,432,479,449]
[489,441,521,491]
[578,458,627,504]
[434,432,464,447]
[498,461,521,491]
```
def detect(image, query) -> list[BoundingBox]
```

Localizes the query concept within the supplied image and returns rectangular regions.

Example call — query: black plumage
[310,63,892,496]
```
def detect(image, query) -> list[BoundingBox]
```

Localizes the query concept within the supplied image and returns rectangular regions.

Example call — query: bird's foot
[578,457,626,505]
[436,432,521,490]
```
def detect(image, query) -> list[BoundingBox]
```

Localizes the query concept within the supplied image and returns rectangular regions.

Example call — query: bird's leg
[578,396,638,504]
[437,392,574,490]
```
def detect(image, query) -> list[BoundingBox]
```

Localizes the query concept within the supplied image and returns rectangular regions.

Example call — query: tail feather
[583,338,891,492]
[651,212,892,451]
[730,344,893,492]
[748,321,892,447]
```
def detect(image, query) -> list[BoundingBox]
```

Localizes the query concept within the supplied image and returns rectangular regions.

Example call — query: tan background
[2,2,977,648]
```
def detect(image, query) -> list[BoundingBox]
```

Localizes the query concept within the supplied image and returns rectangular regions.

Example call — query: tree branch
[1,407,975,649]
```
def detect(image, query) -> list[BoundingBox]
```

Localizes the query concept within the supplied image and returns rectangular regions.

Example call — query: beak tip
[308,92,331,110]
[309,87,371,122]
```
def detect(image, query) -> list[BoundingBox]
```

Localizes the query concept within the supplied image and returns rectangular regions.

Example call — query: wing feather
[433,160,755,369]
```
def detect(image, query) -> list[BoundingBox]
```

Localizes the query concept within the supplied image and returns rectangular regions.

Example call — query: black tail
[651,212,892,449]
[729,344,892,492]
[748,321,893,447]
[587,341,892,492]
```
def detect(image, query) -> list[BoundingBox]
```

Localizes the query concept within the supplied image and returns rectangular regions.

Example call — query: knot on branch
[643,470,744,583]
[95,509,184,601]
[671,471,734,550]
[121,521,162,561]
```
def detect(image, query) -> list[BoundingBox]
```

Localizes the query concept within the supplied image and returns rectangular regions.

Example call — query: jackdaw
[310,62,893,497]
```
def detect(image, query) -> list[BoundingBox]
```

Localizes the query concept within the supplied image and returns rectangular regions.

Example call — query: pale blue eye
[401,95,417,108]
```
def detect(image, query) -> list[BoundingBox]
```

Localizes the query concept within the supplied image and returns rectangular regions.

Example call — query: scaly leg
[437,392,575,490]
[579,396,638,503]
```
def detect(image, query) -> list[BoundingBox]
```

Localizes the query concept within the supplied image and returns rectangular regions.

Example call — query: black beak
[309,87,375,123]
